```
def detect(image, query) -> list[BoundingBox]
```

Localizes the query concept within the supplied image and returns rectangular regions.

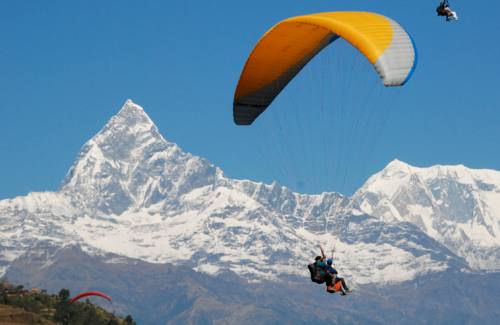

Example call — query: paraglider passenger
[325,258,350,295]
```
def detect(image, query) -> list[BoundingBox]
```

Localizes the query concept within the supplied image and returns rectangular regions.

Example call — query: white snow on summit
[354,159,500,270]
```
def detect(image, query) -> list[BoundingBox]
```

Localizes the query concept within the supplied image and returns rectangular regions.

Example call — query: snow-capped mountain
[354,159,500,271]
[60,100,220,216]
[0,100,483,286]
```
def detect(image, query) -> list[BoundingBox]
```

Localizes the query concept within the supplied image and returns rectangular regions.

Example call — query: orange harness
[326,279,344,293]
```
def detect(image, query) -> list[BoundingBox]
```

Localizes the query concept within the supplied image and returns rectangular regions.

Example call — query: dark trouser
[336,277,349,291]
[325,274,333,287]
[326,275,348,291]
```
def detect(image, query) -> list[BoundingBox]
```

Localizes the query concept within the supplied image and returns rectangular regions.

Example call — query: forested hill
[0,280,136,325]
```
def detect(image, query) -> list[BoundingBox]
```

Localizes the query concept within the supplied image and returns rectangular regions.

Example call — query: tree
[125,315,136,325]
[58,289,70,303]
[54,289,71,324]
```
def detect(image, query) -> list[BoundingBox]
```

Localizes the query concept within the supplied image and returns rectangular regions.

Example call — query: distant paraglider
[437,0,459,21]
[69,291,112,304]
[233,12,417,125]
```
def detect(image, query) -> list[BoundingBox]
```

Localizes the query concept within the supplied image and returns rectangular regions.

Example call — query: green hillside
[0,280,135,325]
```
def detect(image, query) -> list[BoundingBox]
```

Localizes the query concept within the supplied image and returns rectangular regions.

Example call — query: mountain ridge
[354,158,500,270]
[1,100,497,286]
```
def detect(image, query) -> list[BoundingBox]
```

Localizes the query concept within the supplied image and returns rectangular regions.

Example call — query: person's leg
[342,279,350,292]
[325,274,334,293]
[337,277,349,292]
[331,278,346,295]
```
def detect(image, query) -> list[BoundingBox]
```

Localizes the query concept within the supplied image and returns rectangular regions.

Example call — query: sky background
[1,0,499,198]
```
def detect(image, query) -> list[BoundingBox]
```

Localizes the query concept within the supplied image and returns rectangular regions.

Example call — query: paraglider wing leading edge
[69,291,112,304]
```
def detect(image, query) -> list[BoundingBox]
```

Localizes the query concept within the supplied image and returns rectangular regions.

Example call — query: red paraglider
[69,291,112,304]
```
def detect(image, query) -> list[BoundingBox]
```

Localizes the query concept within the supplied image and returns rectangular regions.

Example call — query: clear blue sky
[1,0,499,198]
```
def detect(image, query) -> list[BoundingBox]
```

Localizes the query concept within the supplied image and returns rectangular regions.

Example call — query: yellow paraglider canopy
[233,12,417,125]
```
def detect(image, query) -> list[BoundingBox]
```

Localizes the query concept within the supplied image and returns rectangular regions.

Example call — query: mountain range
[1,100,498,323]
